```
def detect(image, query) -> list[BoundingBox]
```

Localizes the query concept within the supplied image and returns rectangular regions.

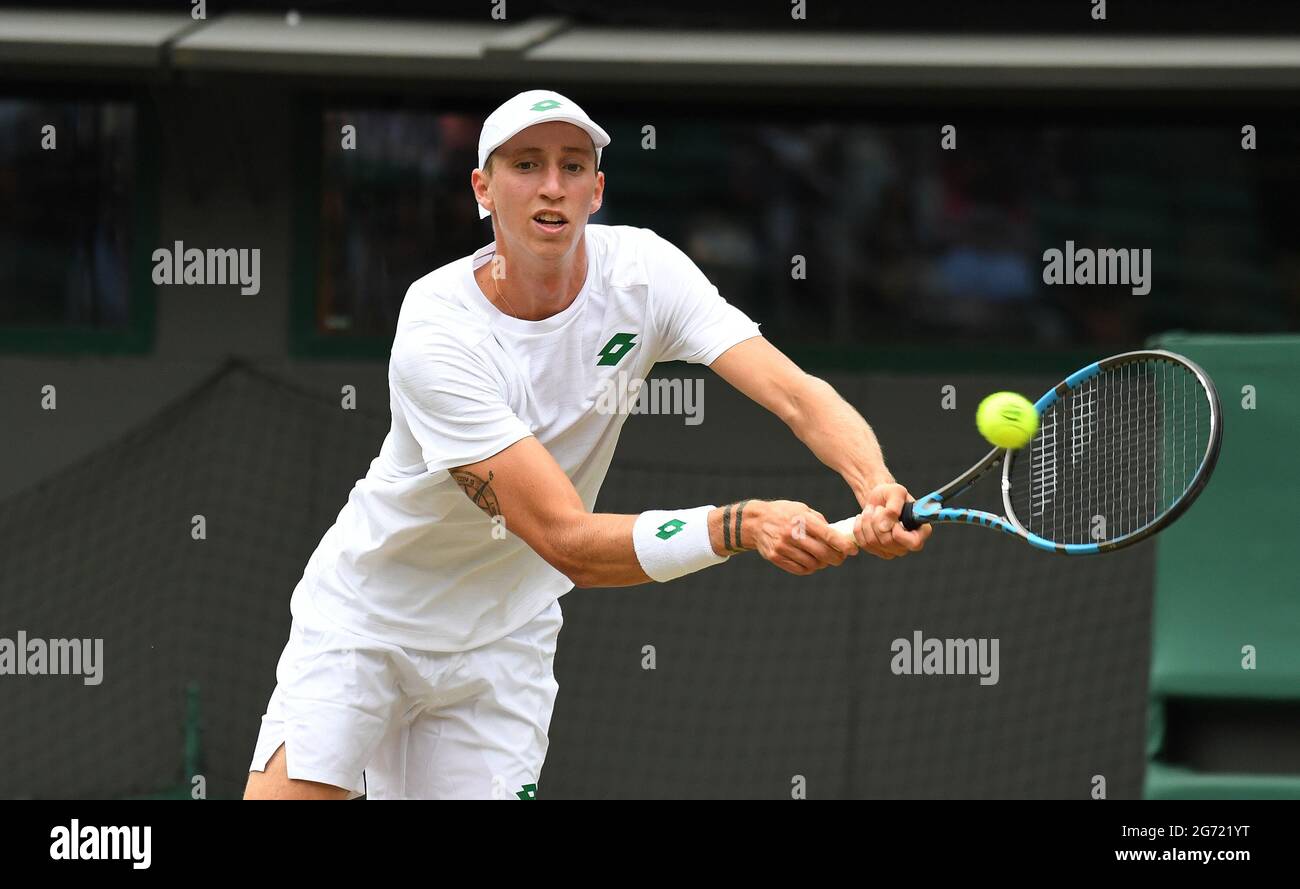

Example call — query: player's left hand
[850,482,932,560]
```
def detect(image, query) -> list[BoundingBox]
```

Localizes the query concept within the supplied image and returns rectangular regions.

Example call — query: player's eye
[564,163,584,173]
[515,161,536,170]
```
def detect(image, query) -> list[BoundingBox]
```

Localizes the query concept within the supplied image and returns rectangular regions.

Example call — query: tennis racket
[828,349,1222,554]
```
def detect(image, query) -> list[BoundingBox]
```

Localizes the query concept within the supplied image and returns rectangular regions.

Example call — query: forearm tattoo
[451,468,501,518]
[721,499,752,553]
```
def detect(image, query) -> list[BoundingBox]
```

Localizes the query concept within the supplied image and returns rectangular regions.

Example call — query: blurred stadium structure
[0,2,1297,798]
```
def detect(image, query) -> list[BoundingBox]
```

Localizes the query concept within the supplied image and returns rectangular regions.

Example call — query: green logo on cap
[530,99,562,112]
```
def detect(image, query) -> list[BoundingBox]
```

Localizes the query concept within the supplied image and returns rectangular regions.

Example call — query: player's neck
[484,238,588,322]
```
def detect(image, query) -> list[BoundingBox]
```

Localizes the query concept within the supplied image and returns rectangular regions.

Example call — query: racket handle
[828,502,922,537]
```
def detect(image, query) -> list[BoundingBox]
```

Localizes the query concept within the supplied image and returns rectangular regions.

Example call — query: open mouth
[533,211,568,233]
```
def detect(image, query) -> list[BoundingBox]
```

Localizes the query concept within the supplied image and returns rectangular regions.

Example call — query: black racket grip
[900,501,920,532]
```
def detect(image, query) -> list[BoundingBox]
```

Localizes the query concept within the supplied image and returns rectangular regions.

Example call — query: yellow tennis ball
[976,392,1038,449]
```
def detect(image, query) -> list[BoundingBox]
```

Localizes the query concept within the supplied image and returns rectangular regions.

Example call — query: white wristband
[632,505,731,582]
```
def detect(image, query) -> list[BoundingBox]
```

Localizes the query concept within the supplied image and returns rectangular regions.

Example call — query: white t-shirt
[297,224,763,651]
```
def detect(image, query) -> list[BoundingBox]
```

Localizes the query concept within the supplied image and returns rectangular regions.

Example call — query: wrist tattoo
[450,468,500,518]
[724,499,752,553]
[734,499,751,551]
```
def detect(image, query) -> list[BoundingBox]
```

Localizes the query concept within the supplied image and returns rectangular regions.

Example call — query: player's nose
[538,164,565,198]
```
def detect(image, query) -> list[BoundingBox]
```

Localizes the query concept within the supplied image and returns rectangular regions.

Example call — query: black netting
[0,362,1154,799]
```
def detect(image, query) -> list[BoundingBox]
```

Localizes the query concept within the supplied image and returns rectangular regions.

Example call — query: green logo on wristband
[656,518,686,539]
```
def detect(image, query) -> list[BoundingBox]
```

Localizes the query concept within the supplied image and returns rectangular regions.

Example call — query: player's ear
[589,169,605,216]
[471,167,493,217]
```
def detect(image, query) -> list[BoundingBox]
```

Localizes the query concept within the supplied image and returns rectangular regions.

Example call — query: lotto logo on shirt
[596,332,638,366]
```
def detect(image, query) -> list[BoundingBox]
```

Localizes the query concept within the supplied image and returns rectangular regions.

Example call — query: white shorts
[249,581,562,800]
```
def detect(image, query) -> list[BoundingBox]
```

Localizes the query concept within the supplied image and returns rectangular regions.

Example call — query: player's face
[476,122,604,259]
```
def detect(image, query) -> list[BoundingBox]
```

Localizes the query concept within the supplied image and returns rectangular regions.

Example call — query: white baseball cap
[476,89,611,219]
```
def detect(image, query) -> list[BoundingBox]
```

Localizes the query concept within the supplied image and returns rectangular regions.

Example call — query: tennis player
[244,89,930,800]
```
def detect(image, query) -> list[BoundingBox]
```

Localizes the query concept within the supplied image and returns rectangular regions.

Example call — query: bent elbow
[543,524,591,588]
[566,570,593,590]
[552,551,589,588]
[563,561,597,590]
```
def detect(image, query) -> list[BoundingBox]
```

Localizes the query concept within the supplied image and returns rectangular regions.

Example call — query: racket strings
[1011,358,1212,545]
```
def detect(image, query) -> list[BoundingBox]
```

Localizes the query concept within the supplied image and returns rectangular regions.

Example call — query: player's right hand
[850,482,933,560]
[748,500,859,576]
